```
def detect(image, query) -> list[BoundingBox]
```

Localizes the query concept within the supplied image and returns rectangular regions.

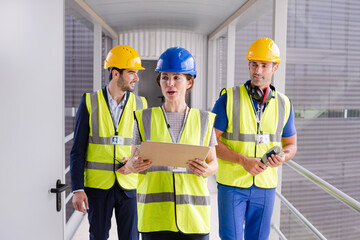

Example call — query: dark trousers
[85,184,138,240]
[142,231,209,240]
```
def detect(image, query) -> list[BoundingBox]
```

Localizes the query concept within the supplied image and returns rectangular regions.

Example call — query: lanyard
[161,105,189,143]
[251,100,265,134]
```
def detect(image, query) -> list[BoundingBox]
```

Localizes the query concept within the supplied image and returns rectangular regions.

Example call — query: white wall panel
[0,1,65,239]
[118,30,207,109]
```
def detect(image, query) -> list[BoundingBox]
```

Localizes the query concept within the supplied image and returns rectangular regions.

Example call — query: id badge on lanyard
[255,133,270,145]
[255,103,269,145]
[111,136,124,145]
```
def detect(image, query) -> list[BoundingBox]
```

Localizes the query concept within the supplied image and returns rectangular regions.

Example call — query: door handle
[50,179,70,212]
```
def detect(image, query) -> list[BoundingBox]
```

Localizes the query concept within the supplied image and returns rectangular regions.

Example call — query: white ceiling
[85,0,248,35]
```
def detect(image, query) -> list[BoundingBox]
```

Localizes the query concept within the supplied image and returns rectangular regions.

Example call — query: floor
[72,175,220,240]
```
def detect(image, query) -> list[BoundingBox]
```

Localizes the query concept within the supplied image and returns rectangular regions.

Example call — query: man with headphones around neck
[212,38,297,240]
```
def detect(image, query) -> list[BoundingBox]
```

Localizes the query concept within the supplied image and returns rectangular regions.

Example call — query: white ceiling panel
[85,0,248,34]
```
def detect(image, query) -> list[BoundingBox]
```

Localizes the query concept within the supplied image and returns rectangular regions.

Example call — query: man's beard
[117,79,135,92]
[122,84,134,92]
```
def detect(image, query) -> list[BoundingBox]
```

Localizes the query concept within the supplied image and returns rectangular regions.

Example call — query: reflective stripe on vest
[84,90,147,190]
[137,192,210,205]
[139,165,195,174]
[216,85,291,188]
[134,107,215,234]
[86,161,124,171]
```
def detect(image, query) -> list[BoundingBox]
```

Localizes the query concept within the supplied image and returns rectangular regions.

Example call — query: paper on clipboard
[139,141,211,168]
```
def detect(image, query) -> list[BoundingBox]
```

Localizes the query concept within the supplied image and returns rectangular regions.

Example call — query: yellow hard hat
[104,45,145,70]
[246,38,281,64]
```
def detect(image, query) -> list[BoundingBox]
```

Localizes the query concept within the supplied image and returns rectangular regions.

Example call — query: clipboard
[139,141,211,168]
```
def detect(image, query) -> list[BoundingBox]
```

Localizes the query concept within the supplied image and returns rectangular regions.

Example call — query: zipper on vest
[254,122,259,185]
[255,121,260,157]
[113,130,118,172]
[172,173,183,233]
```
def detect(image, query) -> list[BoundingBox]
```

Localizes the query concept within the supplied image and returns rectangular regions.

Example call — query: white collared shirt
[106,85,127,131]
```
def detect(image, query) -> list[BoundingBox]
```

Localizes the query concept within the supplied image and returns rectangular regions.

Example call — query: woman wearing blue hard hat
[126,47,218,240]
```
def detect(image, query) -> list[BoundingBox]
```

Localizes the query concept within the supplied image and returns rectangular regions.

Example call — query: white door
[0,1,66,239]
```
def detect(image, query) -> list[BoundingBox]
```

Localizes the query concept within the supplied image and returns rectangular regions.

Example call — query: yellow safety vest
[134,107,216,234]
[216,85,291,189]
[84,89,147,190]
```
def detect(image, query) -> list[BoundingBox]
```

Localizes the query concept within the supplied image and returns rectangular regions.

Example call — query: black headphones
[245,82,275,103]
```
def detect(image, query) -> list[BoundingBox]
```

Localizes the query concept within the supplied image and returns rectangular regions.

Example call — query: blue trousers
[218,184,275,240]
[85,184,138,240]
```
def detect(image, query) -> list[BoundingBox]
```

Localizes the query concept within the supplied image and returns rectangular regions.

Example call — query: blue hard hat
[155,47,197,76]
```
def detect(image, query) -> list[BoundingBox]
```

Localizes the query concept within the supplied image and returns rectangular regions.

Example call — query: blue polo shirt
[212,86,296,137]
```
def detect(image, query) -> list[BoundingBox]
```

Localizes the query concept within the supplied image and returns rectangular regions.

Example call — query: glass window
[64,12,94,223]
[234,10,273,87]
[217,36,228,92]
[102,34,113,87]
[64,13,94,136]
[282,0,360,238]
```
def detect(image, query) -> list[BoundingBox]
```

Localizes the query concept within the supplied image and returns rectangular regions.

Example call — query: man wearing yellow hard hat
[212,38,298,240]
[70,45,147,240]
